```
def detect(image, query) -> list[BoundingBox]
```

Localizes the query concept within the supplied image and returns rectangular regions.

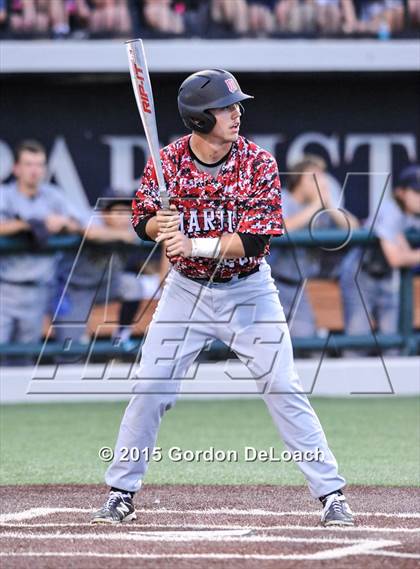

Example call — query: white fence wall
[1,358,419,403]
[1,39,418,73]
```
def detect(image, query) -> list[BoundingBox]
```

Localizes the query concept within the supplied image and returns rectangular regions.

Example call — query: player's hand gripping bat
[126,39,170,210]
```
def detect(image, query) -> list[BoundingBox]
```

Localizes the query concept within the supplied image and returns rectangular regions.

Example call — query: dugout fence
[1,229,419,361]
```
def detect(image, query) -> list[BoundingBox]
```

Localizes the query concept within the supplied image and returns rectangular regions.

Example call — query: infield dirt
[0,485,419,568]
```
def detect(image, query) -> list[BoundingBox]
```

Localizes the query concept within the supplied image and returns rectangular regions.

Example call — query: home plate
[128,529,254,540]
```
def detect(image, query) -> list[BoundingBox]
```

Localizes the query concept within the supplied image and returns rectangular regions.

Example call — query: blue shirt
[269,189,338,282]
[366,199,420,242]
[0,182,84,284]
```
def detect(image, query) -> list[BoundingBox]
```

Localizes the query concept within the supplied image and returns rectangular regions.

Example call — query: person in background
[354,0,404,35]
[113,249,169,348]
[268,155,358,338]
[143,0,185,35]
[210,0,249,34]
[338,0,358,33]
[275,0,317,34]
[314,0,342,33]
[9,0,43,35]
[9,0,70,37]
[248,0,276,35]
[65,0,91,37]
[408,0,420,29]
[41,0,70,37]
[87,0,131,36]
[275,0,357,35]
[52,192,137,350]
[0,140,82,361]
[340,165,420,355]
[0,0,7,25]
[315,0,358,34]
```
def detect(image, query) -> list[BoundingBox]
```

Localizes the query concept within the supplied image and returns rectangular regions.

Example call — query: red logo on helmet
[225,79,238,93]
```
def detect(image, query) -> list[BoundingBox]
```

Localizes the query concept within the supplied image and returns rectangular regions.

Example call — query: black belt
[0,279,41,287]
[185,265,260,284]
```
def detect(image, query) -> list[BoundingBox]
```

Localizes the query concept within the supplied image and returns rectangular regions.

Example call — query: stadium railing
[0,229,419,361]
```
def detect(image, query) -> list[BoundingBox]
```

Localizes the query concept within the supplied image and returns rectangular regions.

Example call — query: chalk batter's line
[366,550,420,559]
[1,507,419,523]
[134,508,418,519]
[0,531,400,546]
[0,541,405,561]
[1,522,418,534]
[0,508,87,522]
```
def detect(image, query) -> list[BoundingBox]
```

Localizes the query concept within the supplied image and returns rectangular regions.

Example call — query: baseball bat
[126,39,170,209]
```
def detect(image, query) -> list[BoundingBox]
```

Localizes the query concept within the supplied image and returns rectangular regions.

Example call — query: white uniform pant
[106,262,345,498]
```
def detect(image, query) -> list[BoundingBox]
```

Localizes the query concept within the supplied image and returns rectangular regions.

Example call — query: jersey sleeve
[0,187,12,222]
[46,185,88,227]
[370,199,403,245]
[235,152,283,236]
[132,157,162,231]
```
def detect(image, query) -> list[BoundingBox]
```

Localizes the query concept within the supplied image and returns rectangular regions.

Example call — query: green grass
[1,398,419,486]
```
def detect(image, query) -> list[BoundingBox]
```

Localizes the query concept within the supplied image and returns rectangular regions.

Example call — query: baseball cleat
[91,491,136,524]
[320,493,354,527]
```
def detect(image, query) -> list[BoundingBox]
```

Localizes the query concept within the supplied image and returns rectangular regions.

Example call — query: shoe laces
[105,491,125,510]
[324,493,344,514]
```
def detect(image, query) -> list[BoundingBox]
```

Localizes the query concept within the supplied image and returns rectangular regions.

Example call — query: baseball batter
[92,69,354,527]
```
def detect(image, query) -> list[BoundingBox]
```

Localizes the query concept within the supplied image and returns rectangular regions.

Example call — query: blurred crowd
[271,156,420,356]
[0,0,419,39]
[0,140,166,364]
[0,139,419,364]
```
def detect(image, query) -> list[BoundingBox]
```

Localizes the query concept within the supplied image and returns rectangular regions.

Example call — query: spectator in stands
[211,0,249,34]
[338,0,358,33]
[275,0,317,33]
[53,192,137,350]
[315,0,358,34]
[275,0,357,35]
[340,165,420,355]
[0,140,83,362]
[143,0,185,35]
[9,0,71,38]
[0,0,7,25]
[44,0,71,37]
[1,0,415,37]
[314,0,342,33]
[248,0,275,35]
[408,0,420,29]
[9,0,42,35]
[268,155,358,338]
[65,0,91,37]
[87,0,131,36]
[354,0,404,35]
[181,1,212,37]
[53,190,168,356]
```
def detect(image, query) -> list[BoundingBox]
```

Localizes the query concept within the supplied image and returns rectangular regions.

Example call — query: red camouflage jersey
[132,135,283,279]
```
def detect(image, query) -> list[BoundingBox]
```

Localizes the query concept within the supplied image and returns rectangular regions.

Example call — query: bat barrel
[126,38,170,210]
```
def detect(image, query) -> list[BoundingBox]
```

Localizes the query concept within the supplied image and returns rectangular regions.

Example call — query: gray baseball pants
[106,261,345,498]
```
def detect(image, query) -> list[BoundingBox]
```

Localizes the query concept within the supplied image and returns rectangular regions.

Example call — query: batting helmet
[177,69,254,134]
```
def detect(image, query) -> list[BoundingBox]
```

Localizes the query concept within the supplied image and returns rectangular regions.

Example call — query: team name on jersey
[179,207,237,235]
